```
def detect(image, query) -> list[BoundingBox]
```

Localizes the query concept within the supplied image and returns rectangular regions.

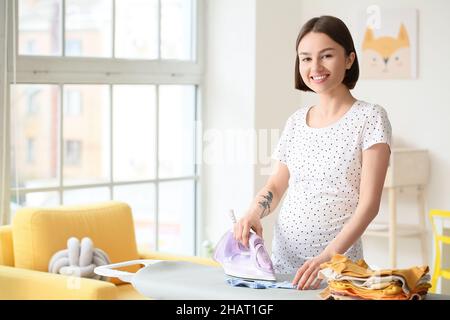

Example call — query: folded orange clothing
[327,280,431,300]
[324,288,426,300]
[320,254,429,291]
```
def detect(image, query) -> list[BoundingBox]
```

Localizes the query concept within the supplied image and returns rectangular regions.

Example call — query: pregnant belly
[278,195,357,235]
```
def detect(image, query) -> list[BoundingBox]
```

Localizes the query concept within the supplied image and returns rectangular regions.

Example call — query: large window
[6,0,202,255]
[18,0,195,59]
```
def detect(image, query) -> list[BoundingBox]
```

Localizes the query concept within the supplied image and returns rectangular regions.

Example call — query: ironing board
[95,260,450,300]
[96,260,322,300]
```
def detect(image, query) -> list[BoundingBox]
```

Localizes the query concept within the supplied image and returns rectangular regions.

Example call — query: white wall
[203,0,450,275]
[202,0,256,246]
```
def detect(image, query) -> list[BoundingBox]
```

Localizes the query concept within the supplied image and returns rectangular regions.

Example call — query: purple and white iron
[213,210,276,282]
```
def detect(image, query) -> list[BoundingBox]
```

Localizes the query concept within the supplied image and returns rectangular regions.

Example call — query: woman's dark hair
[295,15,359,91]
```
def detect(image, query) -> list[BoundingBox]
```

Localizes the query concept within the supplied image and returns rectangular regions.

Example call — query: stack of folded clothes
[318,254,431,300]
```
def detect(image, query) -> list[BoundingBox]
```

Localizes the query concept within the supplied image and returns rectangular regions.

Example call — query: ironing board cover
[128,261,321,300]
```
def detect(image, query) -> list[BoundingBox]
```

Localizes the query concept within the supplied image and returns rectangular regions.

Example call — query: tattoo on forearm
[258,191,273,219]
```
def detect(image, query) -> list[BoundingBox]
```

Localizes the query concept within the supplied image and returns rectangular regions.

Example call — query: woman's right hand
[233,211,263,248]
[232,162,288,248]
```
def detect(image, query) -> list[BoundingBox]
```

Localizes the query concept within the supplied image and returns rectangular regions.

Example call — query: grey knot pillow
[48,237,111,280]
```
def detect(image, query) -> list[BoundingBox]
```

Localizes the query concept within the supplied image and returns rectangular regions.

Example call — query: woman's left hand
[292,251,332,290]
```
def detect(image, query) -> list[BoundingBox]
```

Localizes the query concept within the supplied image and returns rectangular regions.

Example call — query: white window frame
[0,0,205,255]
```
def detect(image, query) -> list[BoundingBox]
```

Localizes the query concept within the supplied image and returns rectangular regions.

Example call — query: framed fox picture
[358,7,418,79]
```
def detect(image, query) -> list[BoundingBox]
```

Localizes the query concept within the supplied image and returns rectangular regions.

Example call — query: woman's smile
[310,74,330,84]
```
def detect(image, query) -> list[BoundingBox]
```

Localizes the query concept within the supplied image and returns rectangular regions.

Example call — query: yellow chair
[0,201,218,299]
[429,209,450,293]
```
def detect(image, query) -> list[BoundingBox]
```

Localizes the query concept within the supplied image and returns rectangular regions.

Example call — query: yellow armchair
[0,201,218,300]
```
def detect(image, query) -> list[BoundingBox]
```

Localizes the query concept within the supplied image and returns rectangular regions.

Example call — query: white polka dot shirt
[271,100,392,274]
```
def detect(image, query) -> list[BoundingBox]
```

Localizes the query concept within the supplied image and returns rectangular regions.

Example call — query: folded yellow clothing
[320,286,427,300]
[320,254,429,291]
[326,280,431,300]
[318,254,431,300]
